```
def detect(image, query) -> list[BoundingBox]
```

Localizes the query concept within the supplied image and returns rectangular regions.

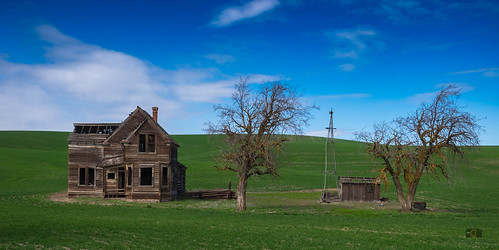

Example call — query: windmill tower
[320,109,337,203]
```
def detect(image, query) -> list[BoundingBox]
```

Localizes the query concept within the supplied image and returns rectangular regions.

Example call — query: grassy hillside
[0,132,371,194]
[175,134,375,192]
[0,131,498,249]
[0,131,68,196]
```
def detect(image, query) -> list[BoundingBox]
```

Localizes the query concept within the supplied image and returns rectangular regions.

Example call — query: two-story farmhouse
[67,106,186,202]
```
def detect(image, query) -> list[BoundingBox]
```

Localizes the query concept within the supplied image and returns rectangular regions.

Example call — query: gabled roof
[103,106,179,147]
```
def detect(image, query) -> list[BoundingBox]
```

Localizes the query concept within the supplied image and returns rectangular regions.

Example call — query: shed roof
[339,176,380,184]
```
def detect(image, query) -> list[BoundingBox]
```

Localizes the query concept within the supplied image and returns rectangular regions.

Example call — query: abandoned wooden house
[338,176,380,202]
[67,106,186,202]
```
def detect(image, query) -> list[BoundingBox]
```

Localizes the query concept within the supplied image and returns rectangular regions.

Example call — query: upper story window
[139,134,155,153]
[147,134,155,152]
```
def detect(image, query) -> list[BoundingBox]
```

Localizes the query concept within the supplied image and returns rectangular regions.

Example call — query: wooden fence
[184,189,236,200]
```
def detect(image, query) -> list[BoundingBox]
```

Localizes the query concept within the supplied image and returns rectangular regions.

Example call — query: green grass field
[0,131,498,249]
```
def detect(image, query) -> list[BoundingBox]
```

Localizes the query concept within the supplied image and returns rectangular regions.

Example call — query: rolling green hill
[0,131,376,195]
[175,134,376,192]
[0,131,497,249]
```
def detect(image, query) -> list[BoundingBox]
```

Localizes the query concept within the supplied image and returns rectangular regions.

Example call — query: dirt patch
[250,188,337,194]
[48,192,115,205]
[48,191,159,205]
[49,191,75,203]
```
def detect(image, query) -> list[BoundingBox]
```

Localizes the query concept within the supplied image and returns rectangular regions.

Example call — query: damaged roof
[68,106,178,147]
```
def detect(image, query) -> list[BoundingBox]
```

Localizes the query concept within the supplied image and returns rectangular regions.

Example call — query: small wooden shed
[338,176,380,202]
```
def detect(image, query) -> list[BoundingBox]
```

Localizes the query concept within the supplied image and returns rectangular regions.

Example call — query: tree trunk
[397,181,421,212]
[236,174,248,212]
[400,192,413,213]
[392,174,412,212]
[404,176,422,212]
[402,184,416,212]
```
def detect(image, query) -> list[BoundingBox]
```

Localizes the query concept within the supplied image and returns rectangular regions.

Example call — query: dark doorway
[118,167,125,192]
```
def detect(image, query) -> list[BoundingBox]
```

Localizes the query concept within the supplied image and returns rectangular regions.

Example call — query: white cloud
[435,83,475,93]
[0,49,178,128]
[35,25,80,44]
[334,51,358,59]
[27,26,166,106]
[334,29,376,50]
[483,71,499,77]
[325,28,378,69]
[0,25,281,131]
[212,0,280,27]
[245,73,287,83]
[172,81,235,103]
[204,54,236,64]
[338,64,355,71]
[373,0,499,24]
[449,67,499,77]
[0,81,67,130]
[407,83,474,104]
[406,91,439,104]
[169,73,286,102]
[376,0,431,23]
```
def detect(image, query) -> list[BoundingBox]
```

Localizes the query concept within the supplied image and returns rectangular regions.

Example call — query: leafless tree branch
[206,78,317,211]
[356,85,482,212]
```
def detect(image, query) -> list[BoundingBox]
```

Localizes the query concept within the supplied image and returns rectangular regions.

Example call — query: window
[107,172,115,179]
[139,134,146,152]
[139,134,155,153]
[140,167,153,186]
[79,168,85,185]
[148,134,155,152]
[78,167,95,186]
[88,168,95,185]
[127,167,132,186]
[171,147,177,161]
[162,166,168,186]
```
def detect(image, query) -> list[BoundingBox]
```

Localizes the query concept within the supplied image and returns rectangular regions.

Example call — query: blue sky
[1,0,498,145]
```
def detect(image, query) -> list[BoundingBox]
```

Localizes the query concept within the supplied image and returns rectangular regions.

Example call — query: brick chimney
[152,107,158,123]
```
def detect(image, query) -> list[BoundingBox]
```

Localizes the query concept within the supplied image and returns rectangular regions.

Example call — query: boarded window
[79,167,95,186]
[107,172,115,179]
[162,166,168,186]
[140,167,153,186]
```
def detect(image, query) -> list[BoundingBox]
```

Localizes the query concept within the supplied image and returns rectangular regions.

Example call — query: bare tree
[206,78,316,211]
[357,85,482,212]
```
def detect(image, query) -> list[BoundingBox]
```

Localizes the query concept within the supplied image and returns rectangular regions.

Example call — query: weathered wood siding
[123,120,172,163]
[340,183,380,201]
[67,144,104,198]
[339,177,380,202]
[106,111,148,144]
[67,106,185,202]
